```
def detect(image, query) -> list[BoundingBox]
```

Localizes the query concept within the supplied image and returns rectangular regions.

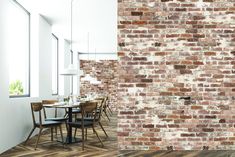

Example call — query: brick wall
[80,60,118,110]
[118,0,235,150]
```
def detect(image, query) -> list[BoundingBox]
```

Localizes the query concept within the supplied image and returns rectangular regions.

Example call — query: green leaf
[9,80,24,95]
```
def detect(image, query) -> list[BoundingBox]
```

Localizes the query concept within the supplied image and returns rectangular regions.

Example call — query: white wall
[63,40,71,96]
[0,0,70,153]
[39,15,53,98]
[72,0,117,54]
[0,0,11,153]
[51,0,118,60]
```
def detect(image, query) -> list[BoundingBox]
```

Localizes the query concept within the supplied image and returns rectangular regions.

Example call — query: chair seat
[72,108,81,113]
[45,117,68,121]
[68,121,93,127]
[36,121,62,126]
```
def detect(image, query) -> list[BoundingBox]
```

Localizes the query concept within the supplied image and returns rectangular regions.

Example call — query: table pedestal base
[57,137,82,144]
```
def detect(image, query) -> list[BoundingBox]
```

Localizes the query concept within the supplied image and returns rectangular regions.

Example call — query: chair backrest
[94,97,105,120]
[101,96,108,110]
[31,102,43,126]
[42,100,58,104]
[42,100,58,118]
[80,101,98,124]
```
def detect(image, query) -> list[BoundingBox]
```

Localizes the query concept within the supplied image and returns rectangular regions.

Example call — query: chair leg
[82,128,85,151]
[24,127,36,145]
[65,121,68,132]
[35,128,43,150]
[64,109,68,118]
[63,108,68,118]
[99,122,108,138]
[64,113,68,118]
[92,127,95,134]
[51,128,53,141]
[59,125,64,145]
[74,128,77,138]
[106,105,112,116]
[108,106,113,115]
[104,111,110,121]
[85,128,87,140]
[92,126,104,147]
[107,108,112,116]
[75,114,77,121]
[55,126,58,138]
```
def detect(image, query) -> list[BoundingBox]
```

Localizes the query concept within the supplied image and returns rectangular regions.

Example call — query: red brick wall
[80,60,118,110]
[118,0,235,150]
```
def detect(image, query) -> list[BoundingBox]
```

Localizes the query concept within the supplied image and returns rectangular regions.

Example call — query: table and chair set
[24,95,113,150]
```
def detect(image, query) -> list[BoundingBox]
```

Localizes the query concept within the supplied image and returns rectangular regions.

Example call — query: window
[52,34,59,95]
[8,0,30,97]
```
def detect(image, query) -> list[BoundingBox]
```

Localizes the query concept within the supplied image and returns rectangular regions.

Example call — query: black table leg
[68,108,72,143]
[57,107,81,144]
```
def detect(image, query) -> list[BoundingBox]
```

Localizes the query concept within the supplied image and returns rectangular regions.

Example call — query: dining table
[43,95,101,144]
[43,102,81,144]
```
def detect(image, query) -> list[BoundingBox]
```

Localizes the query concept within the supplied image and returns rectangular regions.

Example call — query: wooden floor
[1,113,118,157]
[2,113,235,157]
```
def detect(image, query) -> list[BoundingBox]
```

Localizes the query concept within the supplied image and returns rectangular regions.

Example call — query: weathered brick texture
[118,0,235,150]
[80,60,118,110]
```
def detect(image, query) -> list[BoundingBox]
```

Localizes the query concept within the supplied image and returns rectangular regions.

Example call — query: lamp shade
[60,64,77,75]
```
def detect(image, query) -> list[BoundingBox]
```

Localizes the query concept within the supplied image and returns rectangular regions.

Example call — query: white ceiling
[17,0,117,53]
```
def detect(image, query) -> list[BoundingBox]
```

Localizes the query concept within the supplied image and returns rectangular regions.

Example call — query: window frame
[9,0,31,98]
[52,33,59,95]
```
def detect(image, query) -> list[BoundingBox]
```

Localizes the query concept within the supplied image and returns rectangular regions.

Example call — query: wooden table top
[43,102,80,108]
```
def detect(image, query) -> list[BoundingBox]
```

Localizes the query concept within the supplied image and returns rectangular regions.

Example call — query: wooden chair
[25,102,64,150]
[68,101,104,150]
[42,100,68,119]
[74,98,108,138]
[105,96,113,115]
[42,100,68,132]
[102,96,111,121]
[94,97,109,137]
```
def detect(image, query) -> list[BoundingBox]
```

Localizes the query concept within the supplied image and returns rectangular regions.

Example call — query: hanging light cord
[87,32,90,60]
[70,0,73,51]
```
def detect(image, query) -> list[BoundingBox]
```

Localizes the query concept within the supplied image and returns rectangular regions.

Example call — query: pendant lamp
[60,0,77,76]
[81,32,96,82]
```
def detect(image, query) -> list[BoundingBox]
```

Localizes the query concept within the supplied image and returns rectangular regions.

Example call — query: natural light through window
[7,1,30,97]
[52,34,58,95]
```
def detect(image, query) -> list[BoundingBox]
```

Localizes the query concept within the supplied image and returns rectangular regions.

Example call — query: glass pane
[8,1,30,97]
